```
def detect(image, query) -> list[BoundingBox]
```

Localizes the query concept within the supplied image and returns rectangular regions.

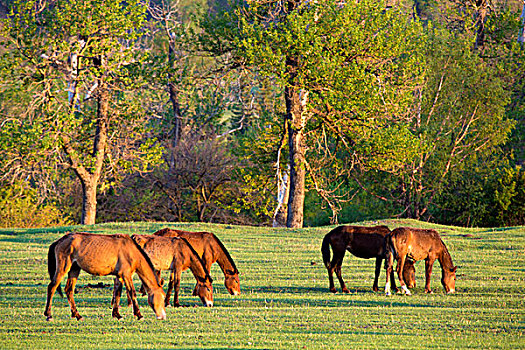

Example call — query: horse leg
[44,256,72,321]
[396,256,411,295]
[139,282,146,296]
[390,266,399,293]
[326,262,337,293]
[424,258,435,293]
[165,269,182,307]
[373,257,382,292]
[64,264,82,320]
[384,251,394,296]
[333,252,349,293]
[122,274,143,320]
[111,277,124,320]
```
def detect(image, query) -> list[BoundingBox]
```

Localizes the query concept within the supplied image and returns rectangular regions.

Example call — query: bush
[0,182,72,228]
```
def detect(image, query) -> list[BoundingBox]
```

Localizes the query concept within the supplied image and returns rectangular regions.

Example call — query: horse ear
[451,267,457,273]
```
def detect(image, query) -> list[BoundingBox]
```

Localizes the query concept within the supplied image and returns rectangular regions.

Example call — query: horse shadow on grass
[231,286,438,309]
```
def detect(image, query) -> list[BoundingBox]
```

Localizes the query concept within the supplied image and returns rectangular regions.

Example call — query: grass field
[0,219,523,349]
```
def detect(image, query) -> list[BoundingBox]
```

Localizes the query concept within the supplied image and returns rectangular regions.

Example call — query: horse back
[57,233,134,276]
[154,228,212,257]
[328,225,391,259]
[132,234,183,271]
[390,227,443,261]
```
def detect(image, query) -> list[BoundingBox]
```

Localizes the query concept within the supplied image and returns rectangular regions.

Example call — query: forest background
[0,0,524,229]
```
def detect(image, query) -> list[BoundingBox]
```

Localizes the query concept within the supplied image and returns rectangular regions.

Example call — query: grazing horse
[154,228,240,296]
[321,225,416,293]
[44,232,166,321]
[130,234,214,307]
[385,227,457,295]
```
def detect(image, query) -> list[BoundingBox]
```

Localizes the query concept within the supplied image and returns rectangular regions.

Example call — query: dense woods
[0,0,524,228]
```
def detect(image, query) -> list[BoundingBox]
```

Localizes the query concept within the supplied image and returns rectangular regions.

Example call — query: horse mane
[129,235,162,285]
[179,237,213,283]
[438,238,455,269]
[211,233,239,275]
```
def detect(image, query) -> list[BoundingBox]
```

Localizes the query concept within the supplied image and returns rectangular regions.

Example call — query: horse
[44,232,166,321]
[153,228,240,296]
[321,225,416,293]
[129,234,214,307]
[385,227,457,295]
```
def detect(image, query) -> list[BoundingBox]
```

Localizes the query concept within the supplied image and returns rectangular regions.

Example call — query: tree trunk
[474,0,489,49]
[64,77,109,225]
[285,84,308,228]
[168,44,182,152]
[519,1,525,43]
[81,179,97,225]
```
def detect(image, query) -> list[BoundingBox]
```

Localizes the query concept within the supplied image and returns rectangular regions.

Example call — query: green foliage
[0,182,73,228]
[0,0,164,225]
[492,165,525,226]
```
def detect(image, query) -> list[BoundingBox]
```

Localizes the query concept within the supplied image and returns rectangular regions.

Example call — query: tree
[202,0,424,227]
[0,0,160,224]
[356,23,514,221]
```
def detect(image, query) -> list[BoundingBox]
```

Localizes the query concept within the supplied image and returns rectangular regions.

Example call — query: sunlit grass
[0,219,523,349]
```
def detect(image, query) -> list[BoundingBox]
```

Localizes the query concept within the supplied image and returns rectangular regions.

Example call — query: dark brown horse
[44,232,166,321]
[154,228,240,296]
[130,234,214,307]
[321,225,416,293]
[385,227,457,295]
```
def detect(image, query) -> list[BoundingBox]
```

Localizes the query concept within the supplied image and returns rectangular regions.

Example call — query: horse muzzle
[156,310,167,320]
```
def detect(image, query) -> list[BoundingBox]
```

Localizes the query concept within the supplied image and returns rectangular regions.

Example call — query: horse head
[441,266,457,294]
[224,270,241,296]
[193,276,213,307]
[147,288,167,320]
[403,262,416,289]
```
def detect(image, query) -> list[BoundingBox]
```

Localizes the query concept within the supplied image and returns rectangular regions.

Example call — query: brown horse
[321,225,416,293]
[44,232,166,321]
[385,227,457,295]
[130,234,214,307]
[154,228,240,296]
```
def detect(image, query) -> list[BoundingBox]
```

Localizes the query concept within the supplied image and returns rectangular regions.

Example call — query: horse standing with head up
[154,228,240,296]
[321,225,416,293]
[385,227,457,295]
[130,234,214,307]
[44,232,166,321]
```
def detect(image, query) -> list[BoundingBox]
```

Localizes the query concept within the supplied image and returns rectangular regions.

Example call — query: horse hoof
[329,288,337,294]
[46,316,53,322]
[425,290,433,294]
[76,316,84,321]
[401,285,411,295]
[342,289,350,294]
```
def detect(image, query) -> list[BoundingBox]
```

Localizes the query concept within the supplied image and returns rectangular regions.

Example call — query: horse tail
[385,233,396,259]
[321,233,332,270]
[47,240,63,297]
[385,232,400,272]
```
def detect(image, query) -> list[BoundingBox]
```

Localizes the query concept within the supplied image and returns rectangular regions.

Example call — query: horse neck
[212,237,238,276]
[188,253,209,281]
[437,241,454,271]
[136,257,161,292]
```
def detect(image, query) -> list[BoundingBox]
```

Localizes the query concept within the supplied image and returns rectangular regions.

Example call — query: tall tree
[202,0,424,227]
[0,0,160,224]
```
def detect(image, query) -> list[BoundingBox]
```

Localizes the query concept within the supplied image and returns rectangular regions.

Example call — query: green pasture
[0,219,523,349]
